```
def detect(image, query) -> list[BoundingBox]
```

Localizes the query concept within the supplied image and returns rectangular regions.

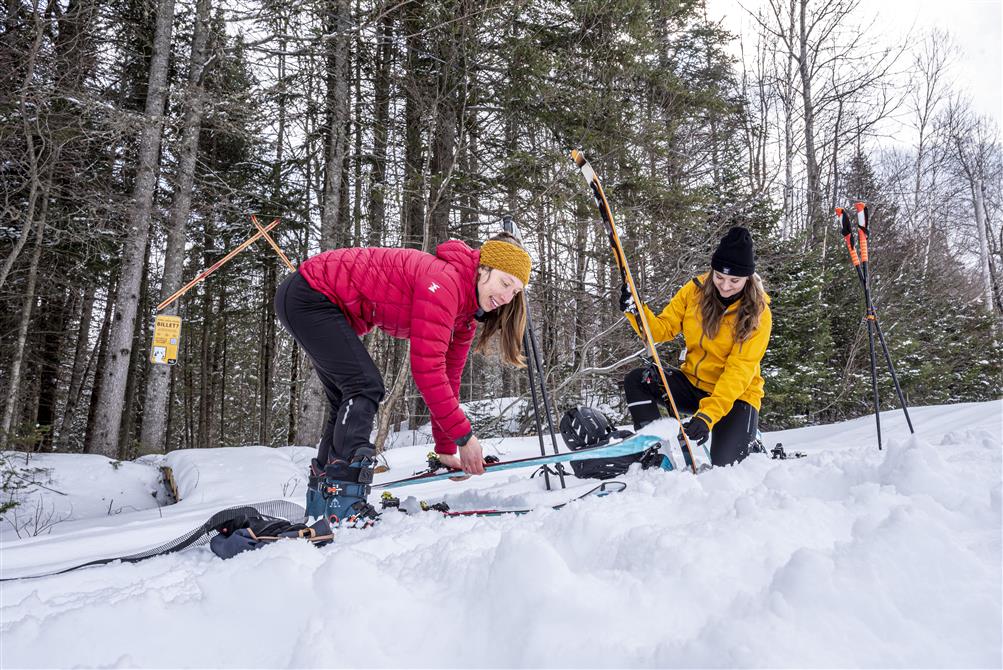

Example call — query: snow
[1,401,1000,668]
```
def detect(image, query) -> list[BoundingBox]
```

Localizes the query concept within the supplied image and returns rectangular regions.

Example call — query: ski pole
[853,203,884,450]
[571,150,698,473]
[503,215,566,490]
[156,217,281,312]
[854,203,915,436]
[837,207,881,447]
[526,297,569,487]
[837,206,915,449]
[838,204,878,445]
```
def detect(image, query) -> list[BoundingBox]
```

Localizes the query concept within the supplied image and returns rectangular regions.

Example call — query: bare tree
[751,0,901,241]
[140,0,213,456]
[87,0,176,457]
[907,32,956,269]
[943,99,1002,320]
[295,0,353,449]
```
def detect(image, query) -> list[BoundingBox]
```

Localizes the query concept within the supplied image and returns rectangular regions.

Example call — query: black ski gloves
[681,416,710,445]
[619,283,638,314]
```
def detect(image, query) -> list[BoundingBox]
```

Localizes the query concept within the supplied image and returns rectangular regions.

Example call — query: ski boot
[305,447,381,528]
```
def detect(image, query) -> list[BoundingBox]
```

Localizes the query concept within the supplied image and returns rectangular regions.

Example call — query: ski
[1,499,308,581]
[570,150,699,473]
[374,433,663,490]
[382,481,628,517]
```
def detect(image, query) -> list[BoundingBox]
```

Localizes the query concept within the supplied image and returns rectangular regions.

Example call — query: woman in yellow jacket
[621,227,771,467]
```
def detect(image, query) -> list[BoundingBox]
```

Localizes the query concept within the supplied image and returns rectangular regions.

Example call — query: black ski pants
[623,365,758,467]
[275,272,385,465]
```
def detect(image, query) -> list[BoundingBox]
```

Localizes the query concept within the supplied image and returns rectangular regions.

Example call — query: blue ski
[375,433,665,490]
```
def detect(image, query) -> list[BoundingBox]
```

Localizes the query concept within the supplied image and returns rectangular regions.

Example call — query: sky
[2,400,1000,668]
[706,0,1002,126]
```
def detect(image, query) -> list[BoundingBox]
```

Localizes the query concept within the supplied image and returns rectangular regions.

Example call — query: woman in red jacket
[275,233,531,525]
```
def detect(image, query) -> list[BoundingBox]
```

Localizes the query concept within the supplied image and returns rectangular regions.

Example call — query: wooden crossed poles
[156,216,295,313]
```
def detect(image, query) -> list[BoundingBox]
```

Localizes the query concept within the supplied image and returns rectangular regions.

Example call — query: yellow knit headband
[479,240,532,286]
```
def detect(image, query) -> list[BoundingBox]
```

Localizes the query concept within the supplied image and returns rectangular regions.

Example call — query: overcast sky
[705,0,1002,127]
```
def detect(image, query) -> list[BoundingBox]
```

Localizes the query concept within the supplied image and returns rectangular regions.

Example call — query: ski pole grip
[843,237,860,266]
[854,202,869,263]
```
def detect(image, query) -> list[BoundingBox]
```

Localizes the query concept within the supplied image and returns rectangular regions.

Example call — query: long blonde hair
[698,272,767,343]
[473,233,527,368]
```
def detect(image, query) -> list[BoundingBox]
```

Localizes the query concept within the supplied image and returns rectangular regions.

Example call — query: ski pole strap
[835,208,861,266]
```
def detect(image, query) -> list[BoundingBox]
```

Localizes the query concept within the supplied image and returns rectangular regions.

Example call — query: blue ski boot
[306,448,380,528]
[305,458,328,520]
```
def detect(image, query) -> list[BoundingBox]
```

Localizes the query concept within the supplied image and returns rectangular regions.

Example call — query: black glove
[681,416,710,446]
[618,283,637,314]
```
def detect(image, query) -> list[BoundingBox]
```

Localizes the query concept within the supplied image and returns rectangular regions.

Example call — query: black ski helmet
[560,406,614,450]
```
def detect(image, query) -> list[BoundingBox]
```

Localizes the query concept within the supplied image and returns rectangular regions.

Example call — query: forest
[1,0,1000,459]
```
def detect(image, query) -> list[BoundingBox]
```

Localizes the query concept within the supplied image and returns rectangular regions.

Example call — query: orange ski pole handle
[854,202,869,264]
[156,217,282,312]
[571,149,698,473]
[250,215,296,272]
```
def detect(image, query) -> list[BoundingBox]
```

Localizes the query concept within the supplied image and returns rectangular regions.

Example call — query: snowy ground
[1,401,1000,668]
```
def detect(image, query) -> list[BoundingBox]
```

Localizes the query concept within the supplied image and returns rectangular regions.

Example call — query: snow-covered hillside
[1,401,1000,668]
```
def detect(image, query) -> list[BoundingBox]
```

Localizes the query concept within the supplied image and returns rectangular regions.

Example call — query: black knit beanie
[711,227,755,277]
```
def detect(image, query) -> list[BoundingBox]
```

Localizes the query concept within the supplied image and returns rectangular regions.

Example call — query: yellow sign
[150,315,182,365]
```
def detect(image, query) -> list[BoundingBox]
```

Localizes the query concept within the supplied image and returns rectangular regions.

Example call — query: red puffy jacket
[298,240,480,454]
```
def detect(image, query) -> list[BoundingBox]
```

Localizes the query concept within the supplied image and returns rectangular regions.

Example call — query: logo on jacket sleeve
[428,282,440,293]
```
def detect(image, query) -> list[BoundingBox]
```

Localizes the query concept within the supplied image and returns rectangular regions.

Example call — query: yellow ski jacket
[626,273,772,428]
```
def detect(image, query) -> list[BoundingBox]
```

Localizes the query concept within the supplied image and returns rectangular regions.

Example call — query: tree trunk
[797,0,822,242]
[297,0,352,449]
[426,20,459,246]
[89,0,176,457]
[258,260,277,445]
[84,280,115,453]
[196,219,218,449]
[352,9,363,246]
[183,328,194,450]
[974,180,995,317]
[56,285,96,450]
[781,0,796,236]
[402,4,425,250]
[214,288,227,446]
[210,288,225,447]
[292,93,321,448]
[318,0,351,250]
[374,341,411,452]
[140,0,211,456]
[366,10,393,247]
[0,159,54,448]
[0,3,45,291]
[118,237,153,458]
